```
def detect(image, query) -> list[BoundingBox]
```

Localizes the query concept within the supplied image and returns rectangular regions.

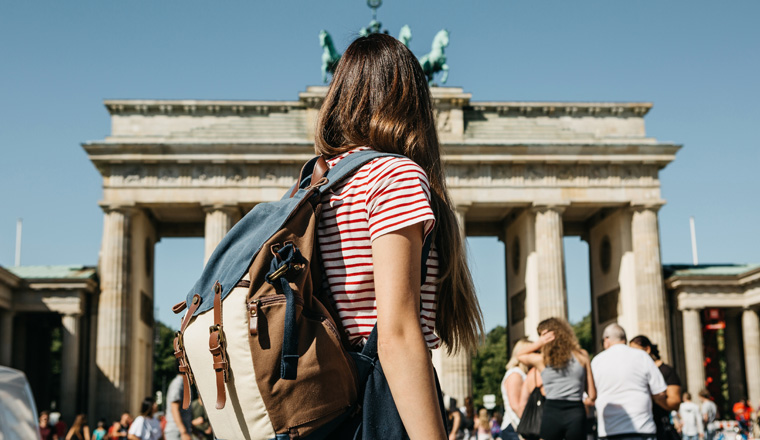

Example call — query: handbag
[516,369,545,440]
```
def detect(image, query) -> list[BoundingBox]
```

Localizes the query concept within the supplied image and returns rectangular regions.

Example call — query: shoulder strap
[319,149,405,194]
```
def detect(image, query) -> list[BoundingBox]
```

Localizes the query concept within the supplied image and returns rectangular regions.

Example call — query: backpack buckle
[209,324,225,344]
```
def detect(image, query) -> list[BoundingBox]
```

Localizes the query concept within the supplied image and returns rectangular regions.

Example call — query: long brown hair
[67,414,87,440]
[315,33,483,353]
[537,317,580,369]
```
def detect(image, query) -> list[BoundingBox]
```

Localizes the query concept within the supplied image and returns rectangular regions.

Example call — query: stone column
[0,309,13,366]
[439,207,472,404]
[533,205,567,320]
[204,205,240,264]
[631,204,670,362]
[94,206,133,418]
[61,313,81,422]
[742,308,760,407]
[682,309,705,395]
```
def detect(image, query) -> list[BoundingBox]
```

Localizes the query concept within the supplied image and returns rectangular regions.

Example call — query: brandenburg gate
[83,86,680,417]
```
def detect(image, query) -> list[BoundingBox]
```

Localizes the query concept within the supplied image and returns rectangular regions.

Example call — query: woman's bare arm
[515,333,554,370]
[448,411,461,440]
[505,373,524,417]
[373,224,446,440]
[518,369,536,414]
[577,350,596,403]
[656,384,682,411]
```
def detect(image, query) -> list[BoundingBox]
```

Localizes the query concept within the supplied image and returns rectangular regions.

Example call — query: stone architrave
[94,206,133,416]
[742,308,760,406]
[204,205,241,264]
[681,309,705,395]
[631,203,670,362]
[61,313,82,422]
[532,205,568,320]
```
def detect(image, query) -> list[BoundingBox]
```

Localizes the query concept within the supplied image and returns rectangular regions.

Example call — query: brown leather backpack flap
[247,202,358,436]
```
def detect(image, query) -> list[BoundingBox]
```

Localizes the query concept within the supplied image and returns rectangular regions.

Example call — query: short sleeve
[167,377,182,403]
[127,417,144,436]
[365,157,435,242]
[701,403,710,416]
[647,356,668,395]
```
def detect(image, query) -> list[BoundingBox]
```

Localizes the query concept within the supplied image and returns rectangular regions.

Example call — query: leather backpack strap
[289,156,328,198]
[208,281,229,409]
[173,294,201,409]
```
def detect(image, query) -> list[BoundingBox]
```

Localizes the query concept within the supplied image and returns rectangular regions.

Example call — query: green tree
[471,325,507,408]
[153,320,178,404]
[572,313,593,355]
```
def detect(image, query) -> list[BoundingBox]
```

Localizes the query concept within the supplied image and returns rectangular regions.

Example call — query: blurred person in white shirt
[591,324,668,440]
[678,392,704,440]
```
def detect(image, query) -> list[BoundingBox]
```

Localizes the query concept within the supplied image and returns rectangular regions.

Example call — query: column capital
[629,200,666,212]
[531,202,569,214]
[99,202,140,215]
[453,203,472,214]
[202,203,240,215]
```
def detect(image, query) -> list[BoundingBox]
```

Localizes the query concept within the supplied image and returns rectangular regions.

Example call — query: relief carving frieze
[106,163,302,188]
[104,162,660,189]
[446,163,660,188]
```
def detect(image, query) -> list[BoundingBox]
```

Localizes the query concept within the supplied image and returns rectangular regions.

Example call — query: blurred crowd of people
[38,374,212,440]
[447,317,759,440]
[38,319,759,440]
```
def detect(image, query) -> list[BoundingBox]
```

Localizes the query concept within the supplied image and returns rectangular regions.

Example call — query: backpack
[171,150,402,440]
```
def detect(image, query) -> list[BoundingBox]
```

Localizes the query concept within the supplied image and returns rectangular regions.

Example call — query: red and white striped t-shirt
[318,147,441,349]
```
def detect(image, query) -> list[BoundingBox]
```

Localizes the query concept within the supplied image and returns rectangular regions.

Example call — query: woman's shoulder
[505,367,527,379]
[573,349,590,363]
[659,362,682,385]
[363,154,429,182]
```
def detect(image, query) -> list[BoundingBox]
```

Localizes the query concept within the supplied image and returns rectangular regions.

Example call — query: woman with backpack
[314,32,484,439]
[517,317,596,440]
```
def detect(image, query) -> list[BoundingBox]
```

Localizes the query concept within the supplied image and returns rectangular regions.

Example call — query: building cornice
[0,267,23,288]
[23,279,98,293]
[469,102,652,117]
[82,142,680,165]
[666,266,760,290]
[104,100,303,116]
[103,94,652,119]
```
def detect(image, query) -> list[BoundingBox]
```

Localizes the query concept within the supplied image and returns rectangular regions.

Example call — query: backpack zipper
[247,295,341,341]
[247,294,360,404]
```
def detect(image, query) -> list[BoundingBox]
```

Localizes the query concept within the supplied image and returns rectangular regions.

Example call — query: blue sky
[1,1,758,331]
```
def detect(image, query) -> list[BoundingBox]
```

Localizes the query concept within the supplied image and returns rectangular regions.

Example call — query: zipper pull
[248,300,259,336]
